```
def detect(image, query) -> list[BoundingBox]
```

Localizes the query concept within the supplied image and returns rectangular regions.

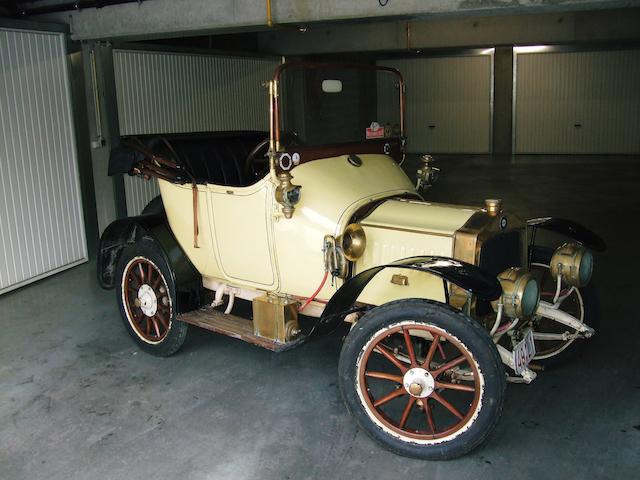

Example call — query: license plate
[513,329,536,375]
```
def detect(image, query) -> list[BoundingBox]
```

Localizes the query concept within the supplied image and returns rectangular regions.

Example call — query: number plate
[513,329,536,375]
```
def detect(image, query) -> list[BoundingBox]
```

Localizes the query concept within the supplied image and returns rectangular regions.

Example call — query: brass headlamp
[550,243,593,288]
[493,267,540,320]
[338,223,367,261]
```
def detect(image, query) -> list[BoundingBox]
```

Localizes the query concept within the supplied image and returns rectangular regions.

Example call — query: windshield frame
[269,62,405,153]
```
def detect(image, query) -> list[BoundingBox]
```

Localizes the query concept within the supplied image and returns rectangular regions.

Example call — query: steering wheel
[244,132,302,178]
[244,138,270,178]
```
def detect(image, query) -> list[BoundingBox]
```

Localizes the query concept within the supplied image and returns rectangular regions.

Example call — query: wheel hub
[137,284,158,317]
[403,368,435,398]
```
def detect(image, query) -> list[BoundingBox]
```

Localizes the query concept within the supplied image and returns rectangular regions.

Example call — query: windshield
[275,64,403,148]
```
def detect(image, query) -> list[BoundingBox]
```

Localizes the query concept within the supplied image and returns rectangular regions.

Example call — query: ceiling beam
[31,0,640,41]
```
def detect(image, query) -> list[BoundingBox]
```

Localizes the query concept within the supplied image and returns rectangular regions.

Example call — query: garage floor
[1,155,639,479]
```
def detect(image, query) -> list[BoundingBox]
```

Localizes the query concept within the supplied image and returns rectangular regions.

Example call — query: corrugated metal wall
[112,49,279,215]
[514,48,640,154]
[0,28,87,295]
[379,54,493,153]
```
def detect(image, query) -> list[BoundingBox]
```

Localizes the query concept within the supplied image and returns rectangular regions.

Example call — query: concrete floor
[1,155,639,479]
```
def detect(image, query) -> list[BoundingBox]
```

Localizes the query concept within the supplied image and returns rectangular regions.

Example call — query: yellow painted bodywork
[159,154,480,307]
[355,199,477,305]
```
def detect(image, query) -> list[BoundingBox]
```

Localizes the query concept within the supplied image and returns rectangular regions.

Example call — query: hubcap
[403,368,435,398]
[137,284,158,317]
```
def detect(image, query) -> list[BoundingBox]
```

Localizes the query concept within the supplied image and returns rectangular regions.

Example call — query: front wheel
[339,299,505,460]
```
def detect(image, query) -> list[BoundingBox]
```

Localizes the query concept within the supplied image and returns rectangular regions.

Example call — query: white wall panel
[123,175,161,217]
[0,28,87,295]
[379,54,493,154]
[514,48,640,154]
[112,49,278,214]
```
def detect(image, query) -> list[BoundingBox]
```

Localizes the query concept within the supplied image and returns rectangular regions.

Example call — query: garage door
[514,48,640,154]
[0,27,87,295]
[379,53,493,154]
[112,50,279,215]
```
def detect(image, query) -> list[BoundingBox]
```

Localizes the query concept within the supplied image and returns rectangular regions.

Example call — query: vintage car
[98,63,605,459]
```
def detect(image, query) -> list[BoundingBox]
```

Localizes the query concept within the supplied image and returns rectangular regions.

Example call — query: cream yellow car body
[160,152,479,309]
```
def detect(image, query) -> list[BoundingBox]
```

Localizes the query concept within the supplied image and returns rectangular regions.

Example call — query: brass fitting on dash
[275,172,301,219]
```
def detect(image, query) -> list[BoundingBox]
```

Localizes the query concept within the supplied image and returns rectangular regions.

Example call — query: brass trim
[252,294,300,343]
[391,274,409,286]
[485,199,503,216]
[453,210,525,267]
[360,223,454,239]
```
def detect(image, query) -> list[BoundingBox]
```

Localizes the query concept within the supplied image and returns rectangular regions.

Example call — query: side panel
[209,181,278,288]
[158,180,218,278]
[355,226,454,305]
[357,268,447,305]
[272,154,415,299]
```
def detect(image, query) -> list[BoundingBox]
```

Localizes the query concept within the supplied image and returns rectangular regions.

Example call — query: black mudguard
[317,256,501,334]
[97,213,200,295]
[527,217,606,252]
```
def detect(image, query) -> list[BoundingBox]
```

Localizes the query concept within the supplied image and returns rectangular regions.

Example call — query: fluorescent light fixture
[480,48,495,55]
[514,45,552,54]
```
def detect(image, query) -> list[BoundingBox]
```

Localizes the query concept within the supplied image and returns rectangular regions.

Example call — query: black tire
[141,195,164,216]
[529,246,598,368]
[338,299,505,460]
[115,237,188,356]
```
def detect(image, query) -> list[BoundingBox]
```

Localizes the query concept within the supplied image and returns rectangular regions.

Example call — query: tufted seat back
[138,131,267,187]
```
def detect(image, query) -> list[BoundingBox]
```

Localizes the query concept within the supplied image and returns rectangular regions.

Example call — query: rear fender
[97,214,200,296]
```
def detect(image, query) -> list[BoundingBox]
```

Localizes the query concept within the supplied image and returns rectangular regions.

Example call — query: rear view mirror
[321,79,343,93]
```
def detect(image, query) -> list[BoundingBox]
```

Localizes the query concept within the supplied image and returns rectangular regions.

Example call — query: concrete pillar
[81,41,127,234]
[68,45,100,256]
[492,46,513,156]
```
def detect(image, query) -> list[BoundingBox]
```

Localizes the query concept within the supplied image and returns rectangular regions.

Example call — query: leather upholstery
[130,131,267,187]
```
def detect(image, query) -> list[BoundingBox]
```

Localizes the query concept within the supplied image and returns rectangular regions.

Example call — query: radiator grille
[479,230,524,278]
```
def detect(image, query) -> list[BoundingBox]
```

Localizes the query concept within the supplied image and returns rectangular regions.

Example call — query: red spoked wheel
[339,299,505,460]
[122,257,172,344]
[359,323,481,441]
[116,238,188,357]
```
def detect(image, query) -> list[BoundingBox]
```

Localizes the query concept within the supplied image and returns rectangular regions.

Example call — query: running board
[177,307,303,352]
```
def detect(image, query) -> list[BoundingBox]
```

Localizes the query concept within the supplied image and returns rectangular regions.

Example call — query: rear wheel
[339,299,505,460]
[116,237,188,356]
[529,246,598,367]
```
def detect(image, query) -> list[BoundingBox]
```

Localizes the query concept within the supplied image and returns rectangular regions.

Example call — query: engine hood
[354,199,480,277]
[360,199,479,237]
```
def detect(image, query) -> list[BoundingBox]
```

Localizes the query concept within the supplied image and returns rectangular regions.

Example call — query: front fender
[97,213,200,294]
[317,256,501,333]
[527,217,606,252]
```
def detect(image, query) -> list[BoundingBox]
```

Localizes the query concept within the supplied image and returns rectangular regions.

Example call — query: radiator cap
[485,198,503,216]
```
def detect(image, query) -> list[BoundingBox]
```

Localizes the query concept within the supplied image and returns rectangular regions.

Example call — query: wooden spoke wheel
[359,323,481,441]
[116,238,188,357]
[339,299,505,460]
[122,257,172,344]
